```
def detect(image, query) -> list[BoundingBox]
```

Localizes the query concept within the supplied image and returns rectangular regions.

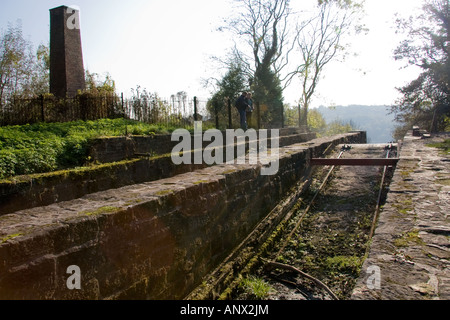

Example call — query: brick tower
[50,5,85,98]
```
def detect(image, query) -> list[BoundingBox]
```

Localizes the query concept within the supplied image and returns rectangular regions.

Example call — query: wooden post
[121,92,125,115]
[214,101,219,129]
[228,98,232,129]
[256,101,261,130]
[40,95,45,122]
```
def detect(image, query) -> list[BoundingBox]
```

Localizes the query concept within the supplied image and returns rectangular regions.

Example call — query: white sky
[0,0,425,107]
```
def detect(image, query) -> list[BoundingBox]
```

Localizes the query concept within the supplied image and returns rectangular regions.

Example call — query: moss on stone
[1,233,24,244]
[394,229,425,248]
[221,169,237,175]
[80,206,119,216]
[155,190,175,196]
[193,180,209,185]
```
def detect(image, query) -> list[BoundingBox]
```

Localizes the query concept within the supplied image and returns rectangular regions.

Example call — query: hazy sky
[0,0,424,108]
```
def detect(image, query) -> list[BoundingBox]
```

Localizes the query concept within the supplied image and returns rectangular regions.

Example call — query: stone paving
[351,130,450,300]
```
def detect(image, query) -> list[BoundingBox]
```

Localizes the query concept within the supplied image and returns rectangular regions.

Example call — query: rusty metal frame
[311,158,399,166]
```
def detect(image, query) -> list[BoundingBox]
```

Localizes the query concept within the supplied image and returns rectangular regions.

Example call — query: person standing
[235,92,249,130]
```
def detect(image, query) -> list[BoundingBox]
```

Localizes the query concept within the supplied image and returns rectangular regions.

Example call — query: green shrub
[0,149,17,179]
[0,118,183,179]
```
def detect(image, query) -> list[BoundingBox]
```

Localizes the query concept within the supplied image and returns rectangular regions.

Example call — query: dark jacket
[235,95,249,111]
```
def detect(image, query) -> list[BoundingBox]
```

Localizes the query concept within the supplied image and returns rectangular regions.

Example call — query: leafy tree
[284,105,354,137]
[308,108,327,134]
[0,21,35,106]
[207,61,247,129]
[392,0,450,135]
[252,62,284,127]
[1,22,51,103]
[84,70,116,94]
[283,104,298,127]
[28,43,50,96]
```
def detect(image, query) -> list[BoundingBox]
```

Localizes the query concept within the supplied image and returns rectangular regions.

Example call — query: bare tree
[224,0,295,85]
[289,1,366,126]
[220,0,295,126]
[211,0,365,128]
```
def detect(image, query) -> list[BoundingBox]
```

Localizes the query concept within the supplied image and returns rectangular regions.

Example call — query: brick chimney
[50,5,86,98]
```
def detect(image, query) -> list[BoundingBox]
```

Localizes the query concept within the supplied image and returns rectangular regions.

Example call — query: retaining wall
[0,131,316,215]
[89,128,314,163]
[0,131,365,300]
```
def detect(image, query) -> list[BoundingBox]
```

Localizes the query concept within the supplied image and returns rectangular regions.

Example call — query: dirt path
[235,144,396,300]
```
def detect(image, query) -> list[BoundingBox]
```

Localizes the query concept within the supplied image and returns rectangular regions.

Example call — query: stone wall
[0,131,316,215]
[88,129,316,164]
[0,131,365,300]
[0,157,206,216]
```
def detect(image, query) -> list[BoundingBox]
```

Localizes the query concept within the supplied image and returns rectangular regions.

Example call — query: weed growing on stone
[238,276,274,300]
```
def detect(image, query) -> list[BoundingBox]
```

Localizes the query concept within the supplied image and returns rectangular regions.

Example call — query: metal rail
[368,146,394,240]
[267,148,346,300]
[311,158,399,166]
[273,148,346,263]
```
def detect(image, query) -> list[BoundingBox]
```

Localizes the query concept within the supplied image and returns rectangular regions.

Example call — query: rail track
[234,143,398,300]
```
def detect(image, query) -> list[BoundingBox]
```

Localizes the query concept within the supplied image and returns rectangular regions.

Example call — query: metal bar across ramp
[311,158,399,166]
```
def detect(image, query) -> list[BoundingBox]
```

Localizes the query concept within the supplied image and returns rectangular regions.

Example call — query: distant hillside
[316,105,399,143]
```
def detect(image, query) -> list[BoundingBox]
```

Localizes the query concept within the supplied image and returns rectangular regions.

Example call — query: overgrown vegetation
[0,118,185,180]
[233,153,389,300]
[392,0,450,137]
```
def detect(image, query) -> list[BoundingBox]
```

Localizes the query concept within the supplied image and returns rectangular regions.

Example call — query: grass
[238,276,274,300]
[0,118,193,180]
[427,139,450,155]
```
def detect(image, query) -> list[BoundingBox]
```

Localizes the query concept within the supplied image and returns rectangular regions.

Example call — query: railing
[0,94,122,126]
[0,93,209,128]
[0,93,286,130]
